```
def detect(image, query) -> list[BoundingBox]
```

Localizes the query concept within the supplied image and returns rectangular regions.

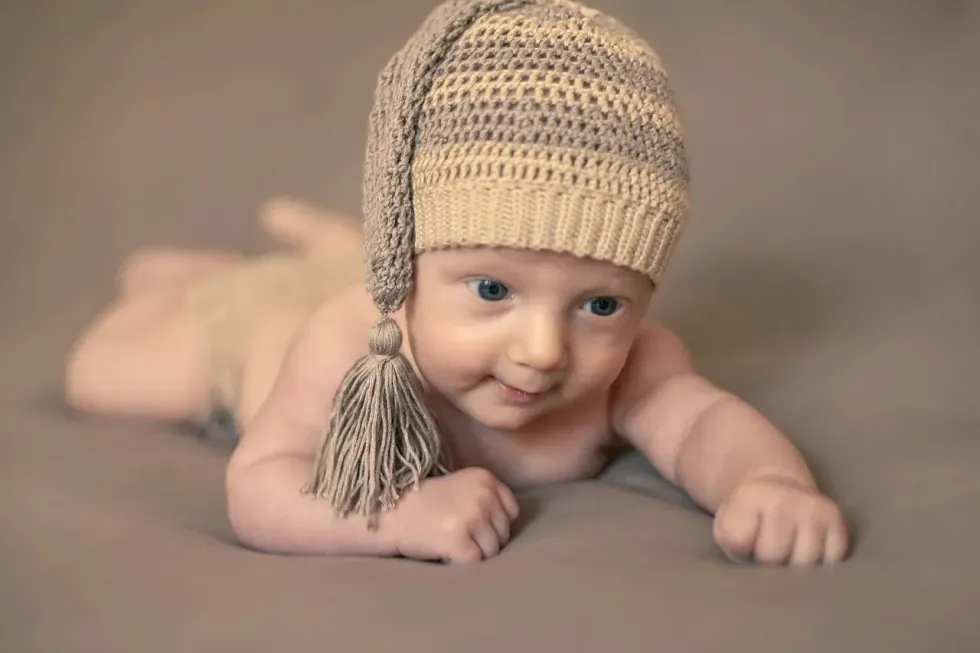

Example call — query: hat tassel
[303,316,450,526]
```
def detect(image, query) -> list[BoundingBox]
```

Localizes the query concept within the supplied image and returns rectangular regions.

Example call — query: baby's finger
[495,481,520,521]
[470,520,502,560]
[788,520,827,568]
[714,504,761,558]
[822,519,850,565]
[447,537,484,565]
[754,513,796,565]
[487,499,512,546]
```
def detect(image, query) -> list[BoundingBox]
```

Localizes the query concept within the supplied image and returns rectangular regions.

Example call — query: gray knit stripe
[443,41,674,102]
[416,88,689,183]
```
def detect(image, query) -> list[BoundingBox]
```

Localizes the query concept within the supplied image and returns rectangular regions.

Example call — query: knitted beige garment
[305,0,691,523]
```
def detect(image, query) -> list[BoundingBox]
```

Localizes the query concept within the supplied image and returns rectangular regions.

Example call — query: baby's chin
[465,408,539,433]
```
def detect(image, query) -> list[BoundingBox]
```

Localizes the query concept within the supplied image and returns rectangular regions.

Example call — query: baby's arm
[224,290,519,562]
[612,324,848,566]
[224,297,398,556]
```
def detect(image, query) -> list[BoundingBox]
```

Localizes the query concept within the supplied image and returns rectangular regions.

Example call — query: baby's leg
[118,247,242,297]
[259,196,363,256]
[117,197,359,297]
[65,285,212,424]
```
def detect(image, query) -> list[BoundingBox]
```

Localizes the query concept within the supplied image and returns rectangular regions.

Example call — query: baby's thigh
[235,309,311,432]
[67,291,212,422]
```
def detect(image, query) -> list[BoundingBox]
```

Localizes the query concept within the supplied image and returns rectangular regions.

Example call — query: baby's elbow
[224,460,272,552]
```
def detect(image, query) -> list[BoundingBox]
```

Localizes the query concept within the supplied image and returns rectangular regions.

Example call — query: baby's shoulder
[302,283,379,353]
[611,322,694,405]
[628,322,692,371]
[284,283,380,385]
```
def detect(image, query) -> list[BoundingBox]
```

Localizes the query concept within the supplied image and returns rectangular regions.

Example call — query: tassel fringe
[303,317,451,526]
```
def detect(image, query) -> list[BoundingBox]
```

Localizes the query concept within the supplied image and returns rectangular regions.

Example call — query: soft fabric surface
[2,1,978,651]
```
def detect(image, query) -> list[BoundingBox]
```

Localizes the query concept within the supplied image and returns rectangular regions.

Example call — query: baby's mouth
[493,378,548,403]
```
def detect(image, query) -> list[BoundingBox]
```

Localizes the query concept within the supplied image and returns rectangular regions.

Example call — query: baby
[65,0,848,567]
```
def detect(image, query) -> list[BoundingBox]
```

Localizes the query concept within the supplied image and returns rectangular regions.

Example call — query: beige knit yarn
[304,0,691,524]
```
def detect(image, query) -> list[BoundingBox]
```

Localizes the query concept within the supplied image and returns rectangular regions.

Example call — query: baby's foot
[259,196,363,255]
[117,247,241,296]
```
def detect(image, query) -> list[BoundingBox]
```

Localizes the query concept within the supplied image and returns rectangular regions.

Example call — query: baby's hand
[387,468,520,564]
[712,472,849,567]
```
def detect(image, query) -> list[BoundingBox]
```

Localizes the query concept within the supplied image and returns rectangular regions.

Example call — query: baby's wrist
[737,466,817,493]
[370,492,415,556]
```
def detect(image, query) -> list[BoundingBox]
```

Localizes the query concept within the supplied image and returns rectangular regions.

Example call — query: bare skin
[65,199,849,567]
[64,197,363,425]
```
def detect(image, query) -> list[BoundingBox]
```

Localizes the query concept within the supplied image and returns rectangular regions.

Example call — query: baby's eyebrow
[460,252,532,272]
[583,273,652,296]
[478,249,533,265]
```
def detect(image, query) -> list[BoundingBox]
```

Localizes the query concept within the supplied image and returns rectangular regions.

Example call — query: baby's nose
[508,316,567,372]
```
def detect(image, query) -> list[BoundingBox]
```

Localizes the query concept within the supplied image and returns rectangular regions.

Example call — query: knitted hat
[305,0,691,523]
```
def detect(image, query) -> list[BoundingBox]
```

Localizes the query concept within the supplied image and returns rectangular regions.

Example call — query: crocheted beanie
[305,0,690,523]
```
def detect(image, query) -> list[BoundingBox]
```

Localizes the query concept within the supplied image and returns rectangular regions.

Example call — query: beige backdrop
[2,1,979,651]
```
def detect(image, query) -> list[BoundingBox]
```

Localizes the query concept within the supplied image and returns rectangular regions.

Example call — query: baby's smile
[493,377,546,404]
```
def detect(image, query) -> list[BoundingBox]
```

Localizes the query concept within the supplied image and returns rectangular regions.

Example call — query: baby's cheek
[570,344,630,389]
[415,333,487,385]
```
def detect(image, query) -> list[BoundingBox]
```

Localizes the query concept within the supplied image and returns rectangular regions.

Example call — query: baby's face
[405,246,653,432]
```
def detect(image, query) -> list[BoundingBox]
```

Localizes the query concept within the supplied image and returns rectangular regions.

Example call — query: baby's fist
[713,473,849,567]
[388,468,520,564]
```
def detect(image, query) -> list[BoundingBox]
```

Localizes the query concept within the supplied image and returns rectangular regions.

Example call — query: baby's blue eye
[468,279,510,301]
[584,297,620,316]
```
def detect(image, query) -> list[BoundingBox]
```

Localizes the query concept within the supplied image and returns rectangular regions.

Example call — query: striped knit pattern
[362,0,690,315]
[411,0,689,286]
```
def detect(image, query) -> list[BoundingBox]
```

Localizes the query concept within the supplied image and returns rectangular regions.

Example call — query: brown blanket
[3,1,978,651]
